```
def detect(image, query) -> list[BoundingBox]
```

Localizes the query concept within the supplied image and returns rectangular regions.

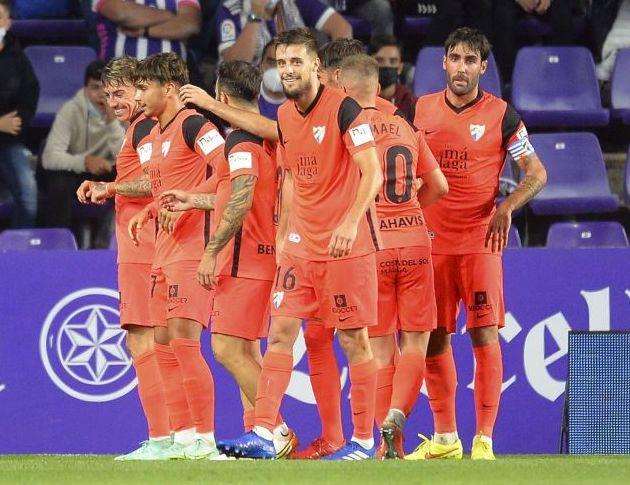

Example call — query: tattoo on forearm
[116,177,151,197]
[193,194,216,211]
[205,175,255,255]
[515,175,544,201]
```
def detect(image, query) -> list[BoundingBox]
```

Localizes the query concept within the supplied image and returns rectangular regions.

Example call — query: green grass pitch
[2,455,629,485]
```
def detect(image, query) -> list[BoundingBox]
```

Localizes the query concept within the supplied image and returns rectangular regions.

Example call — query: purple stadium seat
[611,48,630,124]
[401,15,432,38]
[0,228,78,251]
[511,47,609,127]
[413,47,502,97]
[507,225,522,248]
[24,45,97,128]
[343,15,371,43]
[529,133,619,215]
[11,19,88,40]
[546,222,629,248]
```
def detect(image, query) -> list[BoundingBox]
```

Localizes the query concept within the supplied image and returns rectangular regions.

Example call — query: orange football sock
[375,365,395,427]
[425,346,457,433]
[349,359,377,440]
[304,322,344,445]
[133,350,171,439]
[390,352,425,416]
[154,343,194,432]
[171,338,215,434]
[255,351,293,432]
[472,341,502,438]
[243,409,255,432]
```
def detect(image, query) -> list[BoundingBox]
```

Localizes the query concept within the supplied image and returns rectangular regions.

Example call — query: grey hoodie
[42,88,125,173]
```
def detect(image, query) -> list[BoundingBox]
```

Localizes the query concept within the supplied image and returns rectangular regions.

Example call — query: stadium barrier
[0,248,628,454]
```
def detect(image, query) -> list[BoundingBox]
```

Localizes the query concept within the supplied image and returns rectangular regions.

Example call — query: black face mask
[378,66,399,89]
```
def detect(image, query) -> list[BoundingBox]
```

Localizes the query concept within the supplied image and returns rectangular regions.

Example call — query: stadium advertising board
[0,249,628,454]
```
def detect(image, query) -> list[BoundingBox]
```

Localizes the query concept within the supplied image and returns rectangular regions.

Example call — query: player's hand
[128,207,153,246]
[328,218,358,258]
[516,0,539,13]
[535,0,551,15]
[85,155,113,176]
[197,252,217,290]
[180,84,215,111]
[251,0,273,20]
[160,189,195,212]
[89,182,115,204]
[76,180,97,204]
[485,205,512,253]
[158,208,181,234]
[0,111,22,136]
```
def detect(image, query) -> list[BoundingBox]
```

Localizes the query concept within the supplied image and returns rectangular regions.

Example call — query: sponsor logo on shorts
[168,285,178,298]
[468,291,493,318]
[288,233,301,244]
[332,293,358,316]
[273,291,285,309]
[39,288,136,403]
[167,285,188,308]
[379,257,429,274]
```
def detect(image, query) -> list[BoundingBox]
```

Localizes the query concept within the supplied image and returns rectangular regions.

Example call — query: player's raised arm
[180,84,279,141]
[486,118,547,252]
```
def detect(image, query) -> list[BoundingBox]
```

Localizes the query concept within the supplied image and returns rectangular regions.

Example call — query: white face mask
[0,27,7,44]
[262,68,283,94]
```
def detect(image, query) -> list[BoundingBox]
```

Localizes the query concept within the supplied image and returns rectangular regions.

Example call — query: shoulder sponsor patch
[220,19,237,43]
[349,123,374,147]
[228,151,253,172]
[197,129,225,155]
[137,142,153,164]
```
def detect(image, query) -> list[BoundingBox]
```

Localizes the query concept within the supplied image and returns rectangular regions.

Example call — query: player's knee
[211,335,242,369]
[337,328,372,363]
[469,325,499,347]
[427,328,451,357]
[267,318,300,353]
[304,323,334,352]
[369,335,396,368]
[125,326,154,358]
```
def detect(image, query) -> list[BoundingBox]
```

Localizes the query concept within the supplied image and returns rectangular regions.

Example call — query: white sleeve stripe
[507,138,534,160]
[315,7,336,31]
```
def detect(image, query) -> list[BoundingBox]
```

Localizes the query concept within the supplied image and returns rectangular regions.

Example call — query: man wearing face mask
[369,35,417,122]
[42,60,124,245]
[258,40,286,120]
[0,0,39,228]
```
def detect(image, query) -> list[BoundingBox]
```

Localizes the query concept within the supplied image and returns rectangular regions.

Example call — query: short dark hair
[216,60,261,103]
[136,52,189,86]
[84,60,106,86]
[0,0,11,14]
[444,27,492,61]
[368,35,402,57]
[319,38,365,69]
[261,40,277,62]
[274,28,319,58]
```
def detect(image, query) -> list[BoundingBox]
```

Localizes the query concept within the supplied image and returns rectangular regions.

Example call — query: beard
[447,74,478,96]
[282,76,311,100]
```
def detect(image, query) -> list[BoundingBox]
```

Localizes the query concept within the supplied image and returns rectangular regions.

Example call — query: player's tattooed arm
[486,152,547,252]
[114,175,152,198]
[503,152,547,211]
[192,194,216,211]
[204,174,256,256]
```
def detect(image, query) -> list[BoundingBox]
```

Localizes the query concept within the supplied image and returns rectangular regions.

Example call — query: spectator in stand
[258,40,286,120]
[91,0,201,60]
[0,0,39,228]
[217,0,351,64]
[370,34,417,121]
[331,0,394,37]
[493,0,574,86]
[41,61,124,244]
[424,0,493,47]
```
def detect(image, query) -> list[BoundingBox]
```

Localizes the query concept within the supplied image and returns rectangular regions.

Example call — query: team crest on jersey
[313,126,326,144]
[161,141,171,157]
[469,124,485,141]
[137,143,152,164]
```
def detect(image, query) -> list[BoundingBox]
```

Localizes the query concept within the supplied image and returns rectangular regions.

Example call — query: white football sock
[174,427,196,445]
[254,426,274,441]
[273,422,289,436]
[351,436,375,450]
[435,431,459,446]
[478,434,493,446]
[149,436,170,443]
